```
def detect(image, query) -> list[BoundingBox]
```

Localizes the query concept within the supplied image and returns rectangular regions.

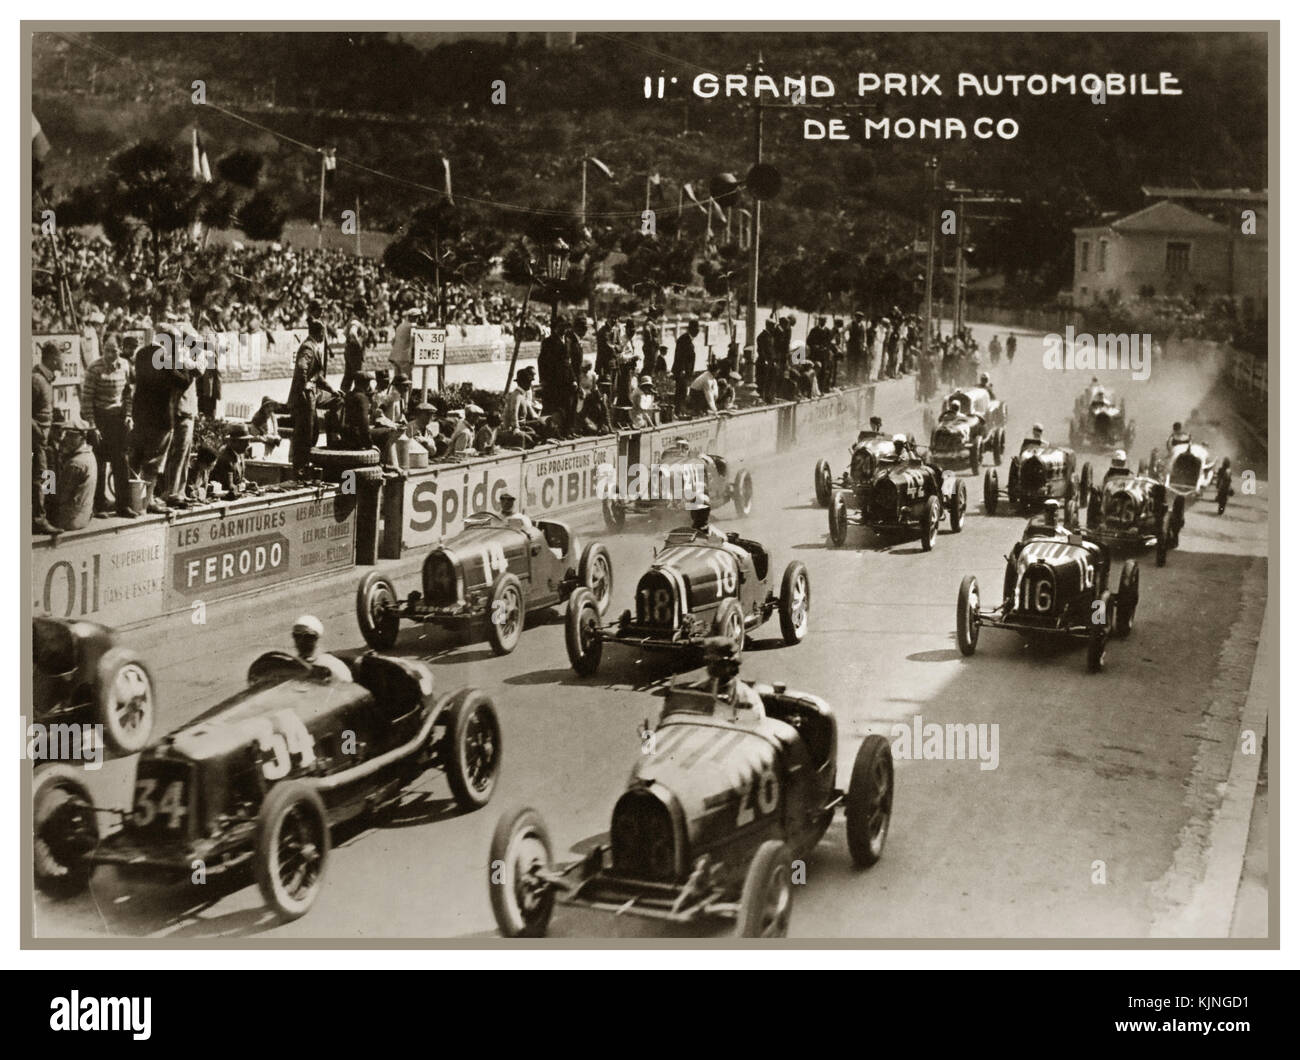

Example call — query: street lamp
[544,237,571,284]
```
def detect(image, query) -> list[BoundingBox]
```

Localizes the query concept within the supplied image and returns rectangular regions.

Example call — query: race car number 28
[736,765,779,825]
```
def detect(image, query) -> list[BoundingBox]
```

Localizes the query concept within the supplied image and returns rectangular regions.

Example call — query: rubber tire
[488,807,556,938]
[1155,521,1169,568]
[920,495,941,552]
[778,561,811,644]
[486,572,525,655]
[601,498,626,532]
[949,480,967,533]
[254,781,330,922]
[813,459,832,508]
[94,648,155,756]
[712,597,746,656]
[828,492,848,547]
[733,469,754,517]
[1064,498,1080,530]
[1007,458,1020,505]
[355,571,401,650]
[33,768,98,899]
[845,734,894,868]
[1080,461,1094,500]
[969,439,982,476]
[1087,491,1102,530]
[441,689,502,810]
[310,447,380,483]
[577,542,614,616]
[565,588,604,676]
[956,574,980,656]
[983,469,999,515]
[1114,560,1139,637]
[735,840,794,938]
[1087,590,1111,673]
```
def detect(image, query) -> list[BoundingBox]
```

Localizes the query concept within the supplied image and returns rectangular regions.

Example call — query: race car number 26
[736,765,779,825]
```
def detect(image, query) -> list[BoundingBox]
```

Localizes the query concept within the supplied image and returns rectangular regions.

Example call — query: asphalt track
[33,322,1269,940]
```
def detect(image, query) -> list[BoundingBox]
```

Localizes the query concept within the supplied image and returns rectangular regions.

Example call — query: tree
[239,190,289,241]
[383,200,503,319]
[100,139,203,276]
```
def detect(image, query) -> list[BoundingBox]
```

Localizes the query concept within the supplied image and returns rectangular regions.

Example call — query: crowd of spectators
[32,227,545,340]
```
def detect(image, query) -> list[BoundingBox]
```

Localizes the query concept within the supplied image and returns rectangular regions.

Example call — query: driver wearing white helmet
[1104,449,1131,481]
[291,615,353,682]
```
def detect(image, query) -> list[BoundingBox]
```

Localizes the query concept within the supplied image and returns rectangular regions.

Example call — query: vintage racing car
[33,616,156,756]
[356,510,613,656]
[1085,463,1185,567]
[926,387,1009,474]
[956,524,1140,672]
[826,438,967,551]
[33,650,501,920]
[1151,439,1220,502]
[982,436,1089,525]
[601,439,753,532]
[487,640,894,937]
[813,428,897,508]
[564,526,809,674]
[1069,385,1136,451]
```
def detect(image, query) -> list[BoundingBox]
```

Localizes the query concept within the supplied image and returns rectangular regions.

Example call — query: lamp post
[544,236,572,329]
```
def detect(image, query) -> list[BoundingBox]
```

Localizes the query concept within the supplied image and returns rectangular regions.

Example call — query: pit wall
[31,384,876,628]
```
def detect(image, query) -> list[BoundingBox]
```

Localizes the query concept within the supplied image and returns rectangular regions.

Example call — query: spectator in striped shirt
[81,334,138,518]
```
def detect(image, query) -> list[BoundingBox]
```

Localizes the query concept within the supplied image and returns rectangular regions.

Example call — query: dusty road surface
[33,323,1269,941]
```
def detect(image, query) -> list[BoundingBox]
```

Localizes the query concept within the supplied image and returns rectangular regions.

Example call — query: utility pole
[354,193,362,258]
[746,54,764,354]
[580,158,588,228]
[317,152,327,250]
[922,156,939,359]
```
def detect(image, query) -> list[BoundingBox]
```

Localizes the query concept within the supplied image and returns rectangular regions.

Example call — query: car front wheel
[34,767,98,899]
[736,840,794,938]
[488,807,556,938]
[441,689,501,810]
[95,648,155,755]
[778,561,811,644]
[355,571,401,651]
[845,734,894,868]
[254,781,330,922]
[956,574,980,656]
[564,588,604,676]
[486,572,525,655]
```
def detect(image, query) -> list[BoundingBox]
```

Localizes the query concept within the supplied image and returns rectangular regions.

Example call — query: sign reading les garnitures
[165,494,355,608]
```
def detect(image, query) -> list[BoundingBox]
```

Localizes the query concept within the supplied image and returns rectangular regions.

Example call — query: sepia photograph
[21,20,1276,962]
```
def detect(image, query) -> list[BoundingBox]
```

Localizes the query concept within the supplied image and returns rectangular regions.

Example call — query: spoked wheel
[813,459,833,508]
[486,572,525,655]
[712,598,746,656]
[983,469,999,515]
[920,495,941,552]
[601,498,626,532]
[442,689,502,810]
[956,574,980,656]
[254,781,330,922]
[736,840,794,938]
[34,768,98,899]
[355,571,401,651]
[578,542,614,616]
[1114,560,1139,637]
[1087,590,1112,673]
[564,588,604,676]
[95,650,155,755]
[828,492,849,547]
[845,734,894,867]
[948,480,967,533]
[488,807,556,938]
[732,469,754,517]
[778,561,811,644]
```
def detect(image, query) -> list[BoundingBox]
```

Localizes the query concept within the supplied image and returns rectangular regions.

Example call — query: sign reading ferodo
[166,493,356,608]
[522,440,615,516]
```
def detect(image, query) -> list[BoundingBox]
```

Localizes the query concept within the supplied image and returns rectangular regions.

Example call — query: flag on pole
[587,156,615,181]
[32,113,51,161]
[323,148,337,189]
[192,128,212,182]
[681,183,710,216]
[441,155,454,205]
[649,172,661,186]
